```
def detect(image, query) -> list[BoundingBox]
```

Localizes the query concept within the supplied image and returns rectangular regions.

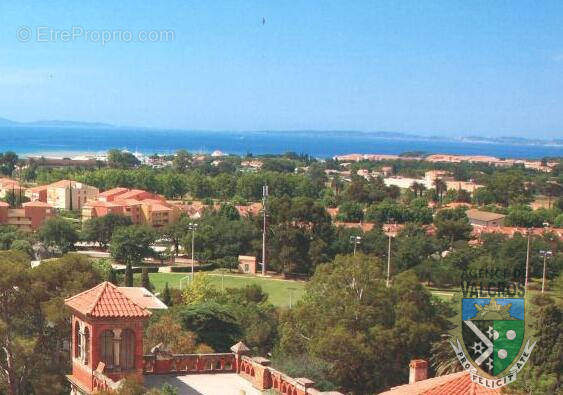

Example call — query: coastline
[2,126,561,160]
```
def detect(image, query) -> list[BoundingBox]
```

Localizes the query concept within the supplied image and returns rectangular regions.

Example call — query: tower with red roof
[65,282,151,394]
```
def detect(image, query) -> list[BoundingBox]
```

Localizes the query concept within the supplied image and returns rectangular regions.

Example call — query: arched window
[100,330,114,368]
[84,327,90,365]
[120,329,135,370]
[74,322,81,359]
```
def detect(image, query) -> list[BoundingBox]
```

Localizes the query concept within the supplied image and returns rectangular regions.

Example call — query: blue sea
[0,126,561,159]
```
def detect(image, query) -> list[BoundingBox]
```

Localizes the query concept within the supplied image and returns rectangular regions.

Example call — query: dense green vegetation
[0,150,560,393]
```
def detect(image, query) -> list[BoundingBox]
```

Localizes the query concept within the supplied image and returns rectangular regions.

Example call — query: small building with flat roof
[466,209,506,227]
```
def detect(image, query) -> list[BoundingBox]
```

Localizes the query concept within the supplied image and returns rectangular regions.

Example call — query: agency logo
[450,270,536,389]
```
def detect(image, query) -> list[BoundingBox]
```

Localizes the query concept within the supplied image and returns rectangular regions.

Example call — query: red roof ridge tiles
[381,371,501,394]
[65,281,151,318]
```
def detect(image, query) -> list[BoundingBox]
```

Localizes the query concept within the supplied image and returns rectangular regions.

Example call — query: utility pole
[188,222,198,283]
[539,250,552,294]
[262,185,268,276]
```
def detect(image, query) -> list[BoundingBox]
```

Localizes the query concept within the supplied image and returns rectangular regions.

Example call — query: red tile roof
[381,372,501,394]
[333,222,375,232]
[116,189,152,200]
[48,179,74,188]
[65,282,151,318]
[22,201,53,208]
[27,185,49,192]
[472,226,563,241]
[99,187,129,197]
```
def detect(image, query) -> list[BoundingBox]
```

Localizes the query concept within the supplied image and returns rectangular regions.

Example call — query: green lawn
[140,272,306,307]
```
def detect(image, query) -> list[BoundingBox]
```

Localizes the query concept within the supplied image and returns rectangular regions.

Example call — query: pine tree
[162,282,172,306]
[125,263,133,286]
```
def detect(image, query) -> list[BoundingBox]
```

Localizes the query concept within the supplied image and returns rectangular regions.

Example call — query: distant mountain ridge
[0,117,114,129]
[0,117,560,146]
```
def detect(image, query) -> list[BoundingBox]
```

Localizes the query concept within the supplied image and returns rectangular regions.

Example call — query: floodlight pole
[387,234,392,288]
[262,185,268,276]
[540,250,552,294]
[350,236,361,256]
[189,223,198,282]
[525,229,530,293]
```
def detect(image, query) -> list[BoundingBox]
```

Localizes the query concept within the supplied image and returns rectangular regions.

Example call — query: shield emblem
[461,298,525,376]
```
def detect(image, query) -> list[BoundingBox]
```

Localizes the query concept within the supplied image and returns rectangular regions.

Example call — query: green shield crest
[461,298,525,376]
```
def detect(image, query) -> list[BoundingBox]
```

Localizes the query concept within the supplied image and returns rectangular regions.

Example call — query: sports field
[140,272,306,307]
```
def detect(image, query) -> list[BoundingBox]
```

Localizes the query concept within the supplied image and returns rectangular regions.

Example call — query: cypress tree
[125,263,133,286]
[108,268,117,285]
[141,267,150,289]
[162,282,172,306]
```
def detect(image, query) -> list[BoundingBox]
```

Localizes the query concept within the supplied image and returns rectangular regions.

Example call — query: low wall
[142,347,343,395]
[143,353,235,375]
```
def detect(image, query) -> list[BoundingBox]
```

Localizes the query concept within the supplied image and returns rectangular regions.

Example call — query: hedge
[114,266,160,274]
[170,263,217,273]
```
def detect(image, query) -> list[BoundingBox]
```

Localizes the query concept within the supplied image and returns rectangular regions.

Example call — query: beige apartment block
[46,180,99,211]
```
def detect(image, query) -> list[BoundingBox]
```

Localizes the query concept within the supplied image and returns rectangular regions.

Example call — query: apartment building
[26,180,99,211]
[82,188,179,228]
[0,201,54,231]
[45,180,99,210]
[0,178,25,199]
[25,184,48,202]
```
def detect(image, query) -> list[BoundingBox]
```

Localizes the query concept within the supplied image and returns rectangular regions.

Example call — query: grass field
[139,272,306,307]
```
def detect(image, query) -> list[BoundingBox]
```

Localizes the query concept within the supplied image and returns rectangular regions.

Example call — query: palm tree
[410,181,421,197]
[419,183,427,197]
[433,178,447,203]
[544,181,561,209]
[430,335,463,376]
[331,174,344,197]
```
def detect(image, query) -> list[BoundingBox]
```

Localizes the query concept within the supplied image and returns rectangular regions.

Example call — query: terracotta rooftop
[381,371,501,394]
[65,282,151,318]
[472,226,563,241]
[22,201,53,208]
[333,222,376,232]
[0,178,22,188]
[26,185,49,192]
[99,187,129,197]
[116,189,152,200]
[83,200,123,208]
[48,179,75,188]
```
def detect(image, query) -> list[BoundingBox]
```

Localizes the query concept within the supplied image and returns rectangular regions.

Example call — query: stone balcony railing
[141,342,343,395]
[143,351,236,375]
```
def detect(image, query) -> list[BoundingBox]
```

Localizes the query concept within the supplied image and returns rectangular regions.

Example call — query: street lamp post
[349,236,361,255]
[188,222,198,283]
[539,250,552,294]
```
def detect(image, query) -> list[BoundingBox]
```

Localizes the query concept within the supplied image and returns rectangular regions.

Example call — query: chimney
[409,359,428,384]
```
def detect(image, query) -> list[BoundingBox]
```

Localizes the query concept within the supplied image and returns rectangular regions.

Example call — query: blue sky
[1,1,562,137]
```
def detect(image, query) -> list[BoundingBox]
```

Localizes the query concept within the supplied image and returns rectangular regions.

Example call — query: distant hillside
[0,117,115,129]
[0,116,560,146]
